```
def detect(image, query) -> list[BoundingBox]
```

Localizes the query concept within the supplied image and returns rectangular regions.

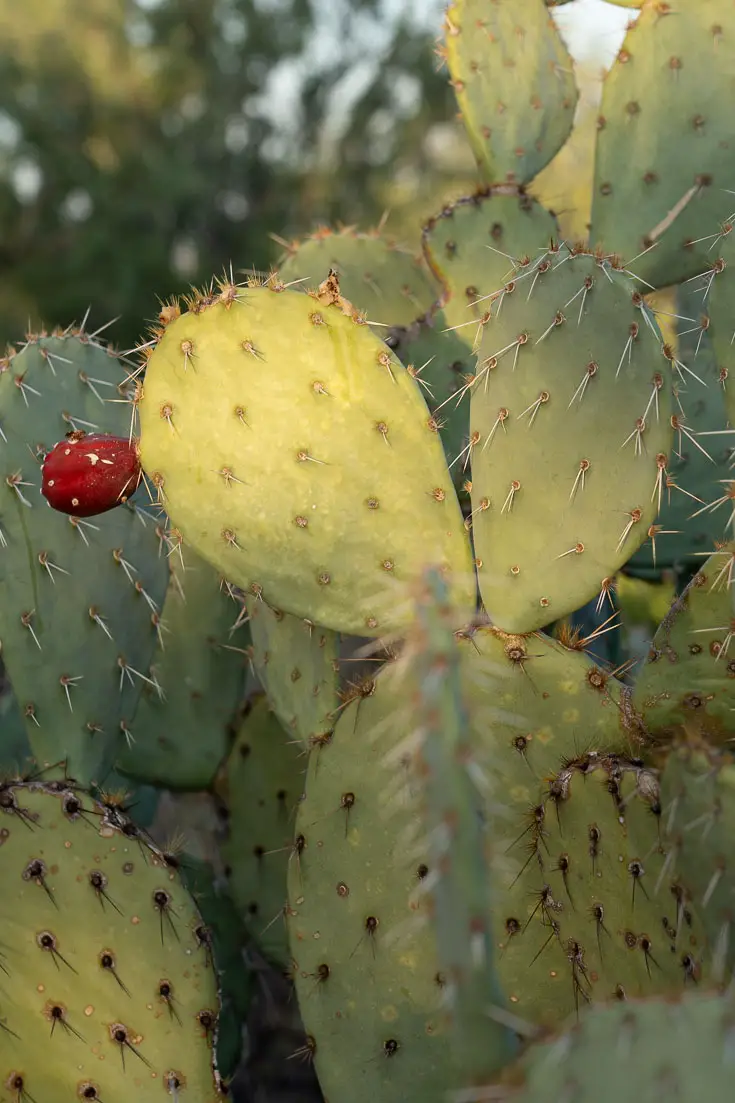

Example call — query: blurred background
[0,0,630,353]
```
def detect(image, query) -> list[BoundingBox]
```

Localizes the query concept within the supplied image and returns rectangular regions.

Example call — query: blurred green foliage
[0,0,458,350]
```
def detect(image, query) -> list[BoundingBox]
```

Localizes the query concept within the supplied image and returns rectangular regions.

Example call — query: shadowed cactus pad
[219,695,304,966]
[496,991,735,1103]
[661,741,735,978]
[247,599,340,749]
[0,781,223,1101]
[137,275,475,636]
[276,226,440,328]
[0,333,169,784]
[116,545,248,791]
[632,542,735,744]
[469,243,674,633]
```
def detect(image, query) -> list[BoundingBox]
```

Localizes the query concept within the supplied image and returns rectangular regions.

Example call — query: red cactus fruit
[42,431,141,517]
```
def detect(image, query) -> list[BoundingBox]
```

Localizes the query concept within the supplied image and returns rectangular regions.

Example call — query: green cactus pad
[178,856,252,1081]
[137,276,475,637]
[499,991,733,1103]
[661,742,735,979]
[388,310,472,496]
[469,244,674,633]
[444,0,578,186]
[410,570,518,1082]
[247,599,339,749]
[0,677,34,778]
[219,695,304,966]
[0,781,223,1101]
[707,212,735,430]
[0,333,169,785]
[589,1,735,290]
[626,283,731,576]
[116,545,247,790]
[285,630,663,1103]
[276,227,440,328]
[631,542,735,744]
[407,190,559,491]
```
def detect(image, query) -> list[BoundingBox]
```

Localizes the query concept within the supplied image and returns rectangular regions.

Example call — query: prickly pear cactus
[219,694,304,966]
[495,991,734,1103]
[276,226,440,328]
[632,542,735,743]
[0,331,169,783]
[116,544,248,790]
[660,740,735,981]
[246,599,340,749]
[625,283,731,577]
[499,752,707,1015]
[589,0,735,290]
[0,781,223,1101]
[137,275,475,636]
[400,190,559,491]
[0,676,33,778]
[469,243,674,633]
[285,620,695,1103]
[178,855,253,1082]
[707,211,735,429]
[443,0,578,185]
[409,568,518,1083]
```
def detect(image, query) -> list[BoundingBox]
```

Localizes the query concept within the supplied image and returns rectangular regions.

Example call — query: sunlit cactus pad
[469,242,674,633]
[137,275,475,636]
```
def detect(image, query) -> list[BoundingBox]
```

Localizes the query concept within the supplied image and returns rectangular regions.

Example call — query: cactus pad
[0,781,223,1101]
[286,630,676,1103]
[410,191,559,491]
[443,0,578,186]
[632,542,735,744]
[0,333,169,785]
[115,545,247,790]
[590,1,735,290]
[137,276,475,636]
[626,283,731,576]
[501,991,733,1103]
[219,695,304,966]
[276,227,440,328]
[469,244,674,633]
[707,210,735,430]
[247,599,339,749]
[661,741,735,979]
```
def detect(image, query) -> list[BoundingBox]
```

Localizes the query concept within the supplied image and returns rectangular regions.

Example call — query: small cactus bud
[41,431,141,517]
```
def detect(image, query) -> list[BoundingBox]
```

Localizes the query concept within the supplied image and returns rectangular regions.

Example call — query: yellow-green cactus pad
[469,243,674,633]
[0,782,223,1101]
[276,226,440,328]
[444,0,578,186]
[590,0,735,290]
[632,542,735,744]
[137,276,475,637]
